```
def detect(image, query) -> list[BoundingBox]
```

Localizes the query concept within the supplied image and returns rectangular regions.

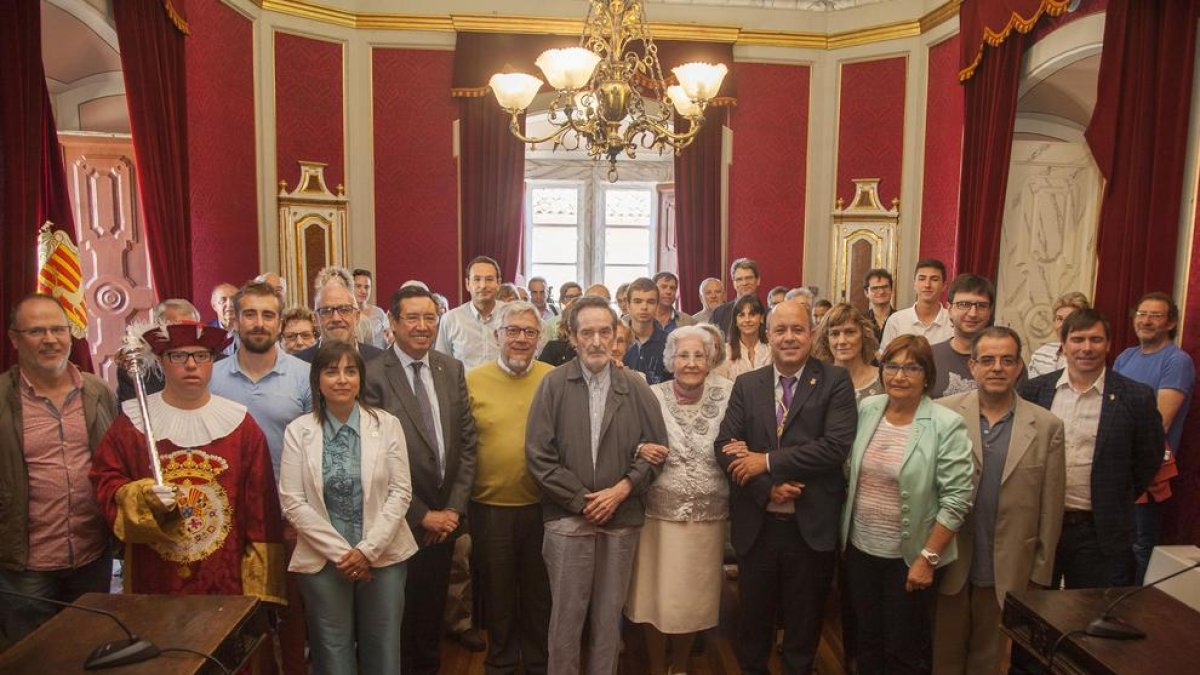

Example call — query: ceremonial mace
[119,327,164,485]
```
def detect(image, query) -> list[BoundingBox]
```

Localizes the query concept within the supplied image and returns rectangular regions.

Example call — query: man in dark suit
[1018,308,1162,589]
[294,280,383,363]
[363,285,477,675]
[709,257,762,337]
[715,299,858,674]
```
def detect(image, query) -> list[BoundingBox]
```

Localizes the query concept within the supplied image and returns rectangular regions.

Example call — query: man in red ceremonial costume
[90,322,285,602]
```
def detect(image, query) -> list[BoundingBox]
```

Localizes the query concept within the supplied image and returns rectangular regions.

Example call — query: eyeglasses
[315,305,357,318]
[282,331,316,341]
[1134,311,1168,320]
[952,300,992,312]
[163,350,214,365]
[500,326,540,339]
[12,325,70,338]
[881,362,924,377]
[972,355,1020,368]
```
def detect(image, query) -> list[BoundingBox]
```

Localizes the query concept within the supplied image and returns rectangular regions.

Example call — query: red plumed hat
[140,321,231,356]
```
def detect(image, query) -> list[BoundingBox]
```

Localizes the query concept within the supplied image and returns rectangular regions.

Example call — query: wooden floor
[438,572,850,675]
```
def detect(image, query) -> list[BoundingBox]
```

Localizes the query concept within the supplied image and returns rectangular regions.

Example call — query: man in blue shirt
[622,277,671,384]
[209,280,311,674]
[1113,292,1195,584]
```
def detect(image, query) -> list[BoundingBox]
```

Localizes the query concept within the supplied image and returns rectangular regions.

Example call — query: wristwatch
[920,547,941,566]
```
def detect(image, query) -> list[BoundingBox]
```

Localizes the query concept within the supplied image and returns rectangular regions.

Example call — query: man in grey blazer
[363,285,477,675]
[526,296,667,675]
[934,327,1066,675]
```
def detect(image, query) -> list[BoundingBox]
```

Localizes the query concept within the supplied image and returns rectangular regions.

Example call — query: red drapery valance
[958,0,1070,81]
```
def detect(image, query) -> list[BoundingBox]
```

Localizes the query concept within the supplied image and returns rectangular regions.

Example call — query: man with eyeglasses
[364,285,478,675]
[116,298,206,404]
[934,327,1065,675]
[527,296,667,675]
[1113,292,1195,584]
[91,321,286,605]
[437,255,506,370]
[209,281,312,673]
[0,294,118,645]
[465,301,554,673]
[930,274,1025,398]
[294,280,384,363]
[863,268,896,340]
[880,258,953,350]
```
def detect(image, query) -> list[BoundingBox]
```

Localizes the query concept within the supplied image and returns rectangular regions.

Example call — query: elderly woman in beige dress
[625,325,731,674]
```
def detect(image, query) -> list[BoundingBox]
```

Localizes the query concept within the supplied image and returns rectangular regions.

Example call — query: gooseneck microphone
[1084,560,1200,640]
[0,588,160,669]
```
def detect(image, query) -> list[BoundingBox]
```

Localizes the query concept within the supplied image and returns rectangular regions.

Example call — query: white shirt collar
[1055,366,1106,395]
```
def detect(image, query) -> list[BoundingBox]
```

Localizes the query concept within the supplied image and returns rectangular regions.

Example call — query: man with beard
[466,301,554,673]
[210,280,311,674]
[294,280,384,363]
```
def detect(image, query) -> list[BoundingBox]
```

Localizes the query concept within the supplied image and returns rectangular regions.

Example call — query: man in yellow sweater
[466,300,555,674]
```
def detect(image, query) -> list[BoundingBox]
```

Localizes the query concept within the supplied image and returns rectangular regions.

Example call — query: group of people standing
[1,250,1192,675]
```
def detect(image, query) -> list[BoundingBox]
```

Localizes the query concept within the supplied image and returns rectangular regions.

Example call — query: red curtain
[114,0,193,303]
[1086,0,1198,353]
[1084,0,1199,545]
[954,34,1025,281]
[456,95,525,292]
[959,0,1069,80]
[0,0,91,371]
[674,107,727,315]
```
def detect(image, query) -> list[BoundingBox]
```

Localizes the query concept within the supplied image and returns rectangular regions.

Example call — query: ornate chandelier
[487,0,728,182]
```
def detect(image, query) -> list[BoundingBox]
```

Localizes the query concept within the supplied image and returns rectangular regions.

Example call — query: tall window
[525,180,660,293]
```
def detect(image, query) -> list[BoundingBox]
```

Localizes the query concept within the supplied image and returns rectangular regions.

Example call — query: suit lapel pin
[1109,394,1115,401]
[809,377,817,386]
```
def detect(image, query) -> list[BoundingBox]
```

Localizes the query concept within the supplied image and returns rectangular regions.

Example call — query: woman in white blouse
[626,326,731,674]
[279,342,417,675]
[714,294,772,380]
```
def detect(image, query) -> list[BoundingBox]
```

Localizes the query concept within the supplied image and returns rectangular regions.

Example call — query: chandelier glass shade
[487,0,728,181]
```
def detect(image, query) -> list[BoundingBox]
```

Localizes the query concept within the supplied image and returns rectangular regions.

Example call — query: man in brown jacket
[525,296,667,675]
[0,294,117,647]
[934,327,1066,674]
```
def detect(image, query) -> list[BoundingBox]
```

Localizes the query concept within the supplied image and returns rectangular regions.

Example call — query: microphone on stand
[1084,560,1200,640]
[0,588,160,669]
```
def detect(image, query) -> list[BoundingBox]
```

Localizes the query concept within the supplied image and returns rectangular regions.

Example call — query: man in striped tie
[716,299,859,675]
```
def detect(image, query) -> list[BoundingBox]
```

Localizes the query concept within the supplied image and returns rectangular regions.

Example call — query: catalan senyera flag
[36,221,88,339]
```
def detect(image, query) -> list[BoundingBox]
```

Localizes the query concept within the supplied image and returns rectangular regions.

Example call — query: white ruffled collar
[121,392,248,447]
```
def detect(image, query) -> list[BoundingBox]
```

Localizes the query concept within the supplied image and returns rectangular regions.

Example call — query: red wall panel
[836,57,906,208]
[919,36,964,275]
[372,48,459,302]
[275,33,344,193]
[728,62,811,296]
[185,0,258,315]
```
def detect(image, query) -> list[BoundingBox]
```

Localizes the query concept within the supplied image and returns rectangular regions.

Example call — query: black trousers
[844,544,936,675]
[401,538,455,675]
[469,501,551,675]
[736,517,835,675]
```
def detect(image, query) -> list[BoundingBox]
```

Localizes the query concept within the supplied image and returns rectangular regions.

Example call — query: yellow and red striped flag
[36,221,88,338]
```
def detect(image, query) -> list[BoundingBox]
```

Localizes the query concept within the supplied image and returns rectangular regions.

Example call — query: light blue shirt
[435,301,504,370]
[323,404,364,545]
[210,348,312,479]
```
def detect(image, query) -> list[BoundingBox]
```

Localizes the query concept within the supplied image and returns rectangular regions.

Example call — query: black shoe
[453,628,487,652]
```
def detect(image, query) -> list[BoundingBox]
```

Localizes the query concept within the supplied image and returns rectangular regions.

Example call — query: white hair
[495,301,539,327]
[663,325,718,374]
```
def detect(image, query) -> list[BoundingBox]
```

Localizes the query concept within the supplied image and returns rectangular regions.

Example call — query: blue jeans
[0,555,112,648]
[297,561,407,675]
[1133,500,1165,585]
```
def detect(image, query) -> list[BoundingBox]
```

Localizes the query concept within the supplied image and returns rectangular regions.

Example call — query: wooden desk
[1002,587,1200,674]
[0,593,266,674]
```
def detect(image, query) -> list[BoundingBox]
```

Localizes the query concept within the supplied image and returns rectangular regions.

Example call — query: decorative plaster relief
[995,140,1101,355]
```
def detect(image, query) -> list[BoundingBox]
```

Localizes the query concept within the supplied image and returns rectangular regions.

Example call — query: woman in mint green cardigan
[841,334,974,673]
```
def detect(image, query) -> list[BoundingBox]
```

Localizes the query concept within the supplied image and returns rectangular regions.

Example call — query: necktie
[776,375,798,433]
[410,361,444,480]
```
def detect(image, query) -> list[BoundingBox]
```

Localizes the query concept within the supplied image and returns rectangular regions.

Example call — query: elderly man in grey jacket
[526,296,668,675]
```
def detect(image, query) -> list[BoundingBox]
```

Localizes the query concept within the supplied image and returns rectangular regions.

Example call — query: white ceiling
[1016,53,1100,131]
[650,0,883,8]
[41,0,128,133]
